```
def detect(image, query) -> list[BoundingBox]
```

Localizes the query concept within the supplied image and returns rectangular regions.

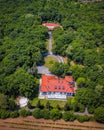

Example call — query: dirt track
[0,116,104,130]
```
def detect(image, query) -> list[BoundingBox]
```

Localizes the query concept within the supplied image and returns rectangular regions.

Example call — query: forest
[0,0,104,123]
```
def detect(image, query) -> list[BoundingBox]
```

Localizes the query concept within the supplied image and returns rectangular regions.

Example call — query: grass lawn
[44,56,58,69]
[31,98,66,109]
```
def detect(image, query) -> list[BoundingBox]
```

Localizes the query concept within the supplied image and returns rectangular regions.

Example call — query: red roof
[42,23,60,30]
[40,75,75,93]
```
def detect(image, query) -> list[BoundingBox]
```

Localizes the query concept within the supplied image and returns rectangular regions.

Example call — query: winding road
[37,31,64,75]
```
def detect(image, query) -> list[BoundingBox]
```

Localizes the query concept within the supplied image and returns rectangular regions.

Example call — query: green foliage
[46,101,51,110]
[3,68,39,99]
[36,100,41,108]
[50,63,70,76]
[75,88,98,107]
[78,103,85,113]
[50,109,62,121]
[0,94,18,111]
[88,106,95,114]
[10,111,19,118]
[0,94,8,110]
[0,109,9,119]
[64,102,70,111]
[36,100,44,109]
[76,115,90,123]
[63,111,76,122]
[94,107,104,123]
[8,98,18,111]
[0,0,104,122]
[32,108,41,119]
[19,109,31,117]
[27,100,34,109]
[76,77,87,88]
[41,109,50,119]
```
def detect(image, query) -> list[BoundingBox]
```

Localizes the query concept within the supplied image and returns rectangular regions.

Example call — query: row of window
[41,92,73,96]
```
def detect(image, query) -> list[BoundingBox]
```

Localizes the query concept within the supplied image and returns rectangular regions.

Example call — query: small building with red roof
[39,75,76,100]
[42,23,61,30]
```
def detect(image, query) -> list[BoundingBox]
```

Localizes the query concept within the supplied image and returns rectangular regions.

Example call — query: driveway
[37,31,64,75]
[37,65,52,75]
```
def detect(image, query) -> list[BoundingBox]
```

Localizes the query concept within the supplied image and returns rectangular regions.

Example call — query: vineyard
[0,116,104,130]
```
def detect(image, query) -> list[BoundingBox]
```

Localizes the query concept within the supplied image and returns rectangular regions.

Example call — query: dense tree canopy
[0,0,104,120]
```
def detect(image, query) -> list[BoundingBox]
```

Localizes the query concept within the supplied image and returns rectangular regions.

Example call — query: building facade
[39,75,76,100]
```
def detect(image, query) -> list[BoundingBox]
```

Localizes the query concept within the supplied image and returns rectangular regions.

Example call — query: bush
[64,102,70,111]
[94,107,104,123]
[73,102,85,112]
[63,111,76,121]
[27,101,34,109]
[8,99,19,111]
[50,109,62,121]
[32,108,41,119]
[78,103,85,113]
[88,106,95,114]
[76,115,90,123]
[73,102,79,112]
[41,109,50,119]
[36,100,44,109]
[45,101,51,110]
[0,109,9,119]
[10,111,19,118]
[19,109,31,117]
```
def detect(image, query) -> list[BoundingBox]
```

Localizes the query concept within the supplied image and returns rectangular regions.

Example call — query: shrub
[76,115,90,123]
[10,111,19,118]
[88,106,95,114]
[64,102,70,111]
[36,100,44,109]
[72,102,85,112]
[41,109,50,119]
[27,101,34,109]
[50,109,62,121]
[0,109,9,119]
[32,108,41,119]
[63,111,76,121]
[45,101,51,110]
[94,107,104,123]
[73,102,79,112]
[19,109,31,117]
[78,103,85,113]
[8,99,19,111]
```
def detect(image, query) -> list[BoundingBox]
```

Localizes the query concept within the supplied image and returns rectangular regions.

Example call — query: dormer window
[59,86,61,89]
[62,86,65,90]
[55,86,57,89]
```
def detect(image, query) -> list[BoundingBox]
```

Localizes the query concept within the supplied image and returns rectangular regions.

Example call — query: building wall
[39,92,74,100]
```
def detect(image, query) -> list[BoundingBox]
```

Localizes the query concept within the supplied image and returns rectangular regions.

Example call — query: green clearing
[31,98,66,108]
[44,56,58,69]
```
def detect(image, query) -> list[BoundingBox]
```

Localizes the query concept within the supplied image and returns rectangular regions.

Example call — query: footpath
[37,31,64,75]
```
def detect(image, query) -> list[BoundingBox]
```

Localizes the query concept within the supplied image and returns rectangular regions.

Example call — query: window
[58,86,61,89]
[55,86,57,89]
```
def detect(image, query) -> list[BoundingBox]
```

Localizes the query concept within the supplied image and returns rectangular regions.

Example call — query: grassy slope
[44,56,58,69]
[32,98,66,108]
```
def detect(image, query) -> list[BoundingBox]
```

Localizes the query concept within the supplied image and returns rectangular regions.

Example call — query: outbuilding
[42,23,61,30]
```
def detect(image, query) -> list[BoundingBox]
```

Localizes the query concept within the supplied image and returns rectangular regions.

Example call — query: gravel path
[37,31,64,75]
[74,108,94,116]
[37,65,52,75]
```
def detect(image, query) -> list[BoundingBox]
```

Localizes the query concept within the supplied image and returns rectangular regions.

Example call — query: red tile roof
[42,23,60,30]
[40,75,75,93]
